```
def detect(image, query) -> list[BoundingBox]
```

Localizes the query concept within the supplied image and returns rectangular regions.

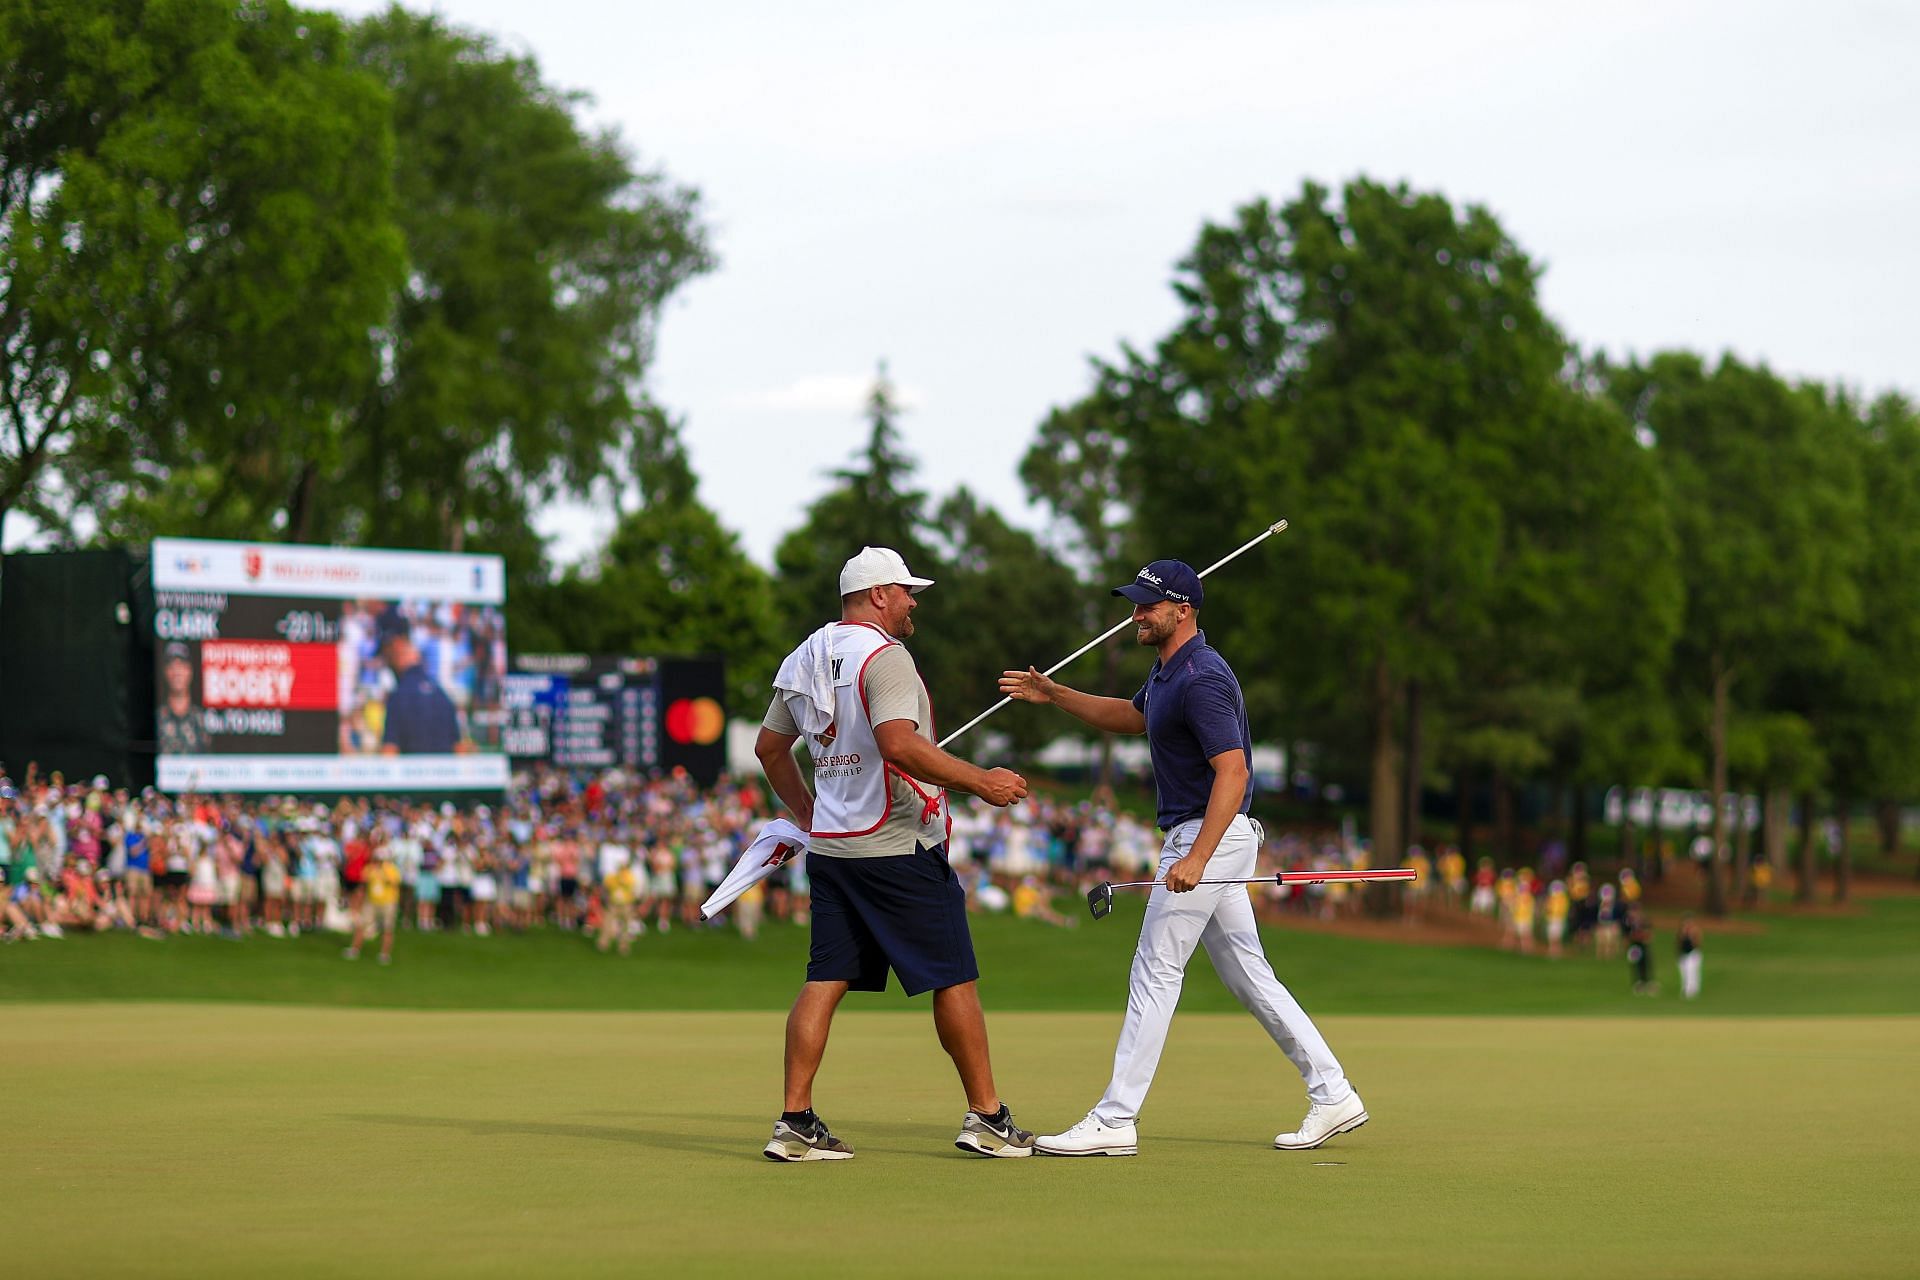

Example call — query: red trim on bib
[917,673,952,845]
[888,765,944,826]
[836,620,894,643]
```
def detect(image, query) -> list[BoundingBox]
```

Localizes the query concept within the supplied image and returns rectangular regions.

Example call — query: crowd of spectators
[1462,855,1649,960]
[0,761,1681,985]
[0,764,782,948]
[0,766,1152,948]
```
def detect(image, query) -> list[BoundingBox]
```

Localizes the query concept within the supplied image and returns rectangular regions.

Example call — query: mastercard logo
[664,696,725,746]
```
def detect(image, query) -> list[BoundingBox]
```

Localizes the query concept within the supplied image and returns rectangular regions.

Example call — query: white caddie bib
[802,622,947,850]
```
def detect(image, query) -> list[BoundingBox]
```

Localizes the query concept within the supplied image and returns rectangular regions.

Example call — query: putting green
[7,1005,1916,1277]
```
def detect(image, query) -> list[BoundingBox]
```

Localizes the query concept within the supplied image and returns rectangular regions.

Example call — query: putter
[1086,867,1417,919]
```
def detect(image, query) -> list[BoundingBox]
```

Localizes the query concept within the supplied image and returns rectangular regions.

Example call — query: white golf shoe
[1273,1091,1368,1150]
[1035,1112,1138,1157]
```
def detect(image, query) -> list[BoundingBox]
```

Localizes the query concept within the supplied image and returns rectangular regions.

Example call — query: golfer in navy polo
[1000,559,1366,1156]
[376,610,460,755]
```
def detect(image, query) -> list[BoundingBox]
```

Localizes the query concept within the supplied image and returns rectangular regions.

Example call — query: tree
[1609,354,1867,914]
[1019,389,1153,779]
[1,0,403,542]
[772,364,1077,750]
[919,487,1083,757]
[1451,368,1684,864]
[1085,203,1298,734]
[42,4,713,559]
[773,364,939,639]
[1728,710,1822,902]
[1807,392,1920,892]
[515,412,783,716]
[325,6,713,552]
[1041,180,1576,870]
[1021,392,1138,587]
[1282,182,1584,869]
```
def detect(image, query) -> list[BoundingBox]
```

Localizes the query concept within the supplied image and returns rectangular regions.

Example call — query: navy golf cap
[374,607,412,648]
[1112,559,1203,607]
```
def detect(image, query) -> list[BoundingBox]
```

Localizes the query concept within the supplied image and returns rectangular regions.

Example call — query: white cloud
[724,373,925,415]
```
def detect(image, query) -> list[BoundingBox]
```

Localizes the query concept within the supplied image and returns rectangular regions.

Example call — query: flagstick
[937,519,1287,749]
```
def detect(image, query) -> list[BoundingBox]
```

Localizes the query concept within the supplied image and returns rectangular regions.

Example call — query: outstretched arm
[873,721,1028,807]
[998,667,1147,736]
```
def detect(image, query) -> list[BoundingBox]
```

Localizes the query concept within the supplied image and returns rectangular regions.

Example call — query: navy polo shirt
[383,663,460,754]
[1130,630,1254,831]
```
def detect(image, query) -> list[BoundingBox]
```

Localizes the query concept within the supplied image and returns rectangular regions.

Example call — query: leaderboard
[504,653,726,784]
[505,654,658,770]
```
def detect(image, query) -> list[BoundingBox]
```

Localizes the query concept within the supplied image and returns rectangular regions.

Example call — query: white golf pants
[1093,815,1351,1126]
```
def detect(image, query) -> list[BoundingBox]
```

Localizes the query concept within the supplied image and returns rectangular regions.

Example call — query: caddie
[999,558,1366,1155]
[754,546,1037,1161]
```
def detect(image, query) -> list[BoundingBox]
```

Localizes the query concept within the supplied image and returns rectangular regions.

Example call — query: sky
[19,0,1915,563]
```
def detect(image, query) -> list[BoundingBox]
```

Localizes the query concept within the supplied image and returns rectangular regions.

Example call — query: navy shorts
[805,843,978,997]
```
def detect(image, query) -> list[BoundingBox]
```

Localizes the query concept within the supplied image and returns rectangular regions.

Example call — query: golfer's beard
[1136,617,1173,646]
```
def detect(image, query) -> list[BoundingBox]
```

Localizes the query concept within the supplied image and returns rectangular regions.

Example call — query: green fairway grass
[4,894,1918,1016]
[7,1005,1917,1278]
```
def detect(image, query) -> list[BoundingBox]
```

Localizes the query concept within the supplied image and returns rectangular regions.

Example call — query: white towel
[772,624,839,738]
[699,817,809,920]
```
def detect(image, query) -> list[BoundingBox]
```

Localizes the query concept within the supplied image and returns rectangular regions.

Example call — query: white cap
[839,546,934,596]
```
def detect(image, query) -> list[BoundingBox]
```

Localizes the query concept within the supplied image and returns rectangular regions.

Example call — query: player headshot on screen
[376,609,464,755]
[157,641,210,755]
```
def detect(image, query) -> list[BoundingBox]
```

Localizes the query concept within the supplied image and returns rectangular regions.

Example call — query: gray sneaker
[763,1114,855,1162]
[954,1106,1036,1158]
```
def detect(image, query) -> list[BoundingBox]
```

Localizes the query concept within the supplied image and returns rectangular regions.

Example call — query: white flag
[699,818,809,920]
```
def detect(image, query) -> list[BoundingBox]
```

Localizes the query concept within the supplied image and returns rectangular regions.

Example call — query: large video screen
[151,538,509,792]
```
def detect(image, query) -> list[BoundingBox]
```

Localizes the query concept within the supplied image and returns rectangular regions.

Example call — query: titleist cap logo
[1135,566,1190,601]
[1112,558,1204,608]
